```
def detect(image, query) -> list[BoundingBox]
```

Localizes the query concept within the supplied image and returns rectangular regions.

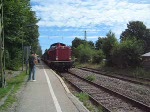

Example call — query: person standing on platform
[28,51,37,81]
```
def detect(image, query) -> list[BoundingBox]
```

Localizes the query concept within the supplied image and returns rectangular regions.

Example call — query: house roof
[142,52,150,57]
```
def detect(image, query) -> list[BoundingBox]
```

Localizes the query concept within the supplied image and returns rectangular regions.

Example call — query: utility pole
[0,0,5,87]
[84,31,87,40]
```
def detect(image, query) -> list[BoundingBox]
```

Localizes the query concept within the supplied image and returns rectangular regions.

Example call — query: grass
[76,92,104,112]
[0,86,12,100]
[102,66,150,79]
[0,71,27,111]
[76,63,150,79]
[133,67,150,78]
[85,75,96,82]
[76,92,89,102]
[76,92,96,112]
[75,62,101,69]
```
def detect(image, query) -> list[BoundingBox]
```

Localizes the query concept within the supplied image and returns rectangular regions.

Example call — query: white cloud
[31,0,150,26]
[31,0,150,39]
[31,0,150,52]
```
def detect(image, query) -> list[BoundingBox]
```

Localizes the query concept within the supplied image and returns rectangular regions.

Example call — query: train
[41,42,74,71]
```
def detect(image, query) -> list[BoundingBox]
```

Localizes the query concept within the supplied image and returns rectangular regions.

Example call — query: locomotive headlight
[56,56,58,60]
[69,57,71,60]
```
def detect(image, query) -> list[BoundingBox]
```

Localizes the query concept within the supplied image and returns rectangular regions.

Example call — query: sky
[30,0,150,53]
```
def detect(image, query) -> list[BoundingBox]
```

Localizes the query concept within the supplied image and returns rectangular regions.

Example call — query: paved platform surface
[15,62,89,112]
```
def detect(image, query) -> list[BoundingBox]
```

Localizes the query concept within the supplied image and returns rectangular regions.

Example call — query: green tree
[87,41,94,49]
[101,31,118,59]
[95,37,106,50]
[111,38,144,68]
[72,37,95,59]
[92,50,105,64]
[120,21,150,52]
[76,43,94,63]
[72,37,84,48]
[36,42,42,56]
[4,0,39,70]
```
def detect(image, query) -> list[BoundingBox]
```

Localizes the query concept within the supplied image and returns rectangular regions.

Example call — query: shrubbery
[72,21,150,69]
[111,38,144,68]
[74,42,105,64]
[75,43,94,63]
[92,50,105,64]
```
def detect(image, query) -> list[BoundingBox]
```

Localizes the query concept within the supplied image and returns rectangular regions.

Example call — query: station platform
[15,62,89,112]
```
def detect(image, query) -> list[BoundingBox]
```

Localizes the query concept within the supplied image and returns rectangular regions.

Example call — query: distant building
[141,52,150,69]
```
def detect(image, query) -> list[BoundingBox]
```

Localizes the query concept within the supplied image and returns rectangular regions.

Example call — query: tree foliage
[4,0,41,70]
[95,37,106,50]
[111,38,144,68]
[72,37,94,49]
[92,50,105,64]
[72,37,95,58]
[87,41,94,48]
[120,21,150,52]
[99,31,118,60]
[36,42,42,56]
[71,22,149,68]
[95,31,118,60]
[72,37,84,48]
[75,43,94,63]
[73,41,105,64]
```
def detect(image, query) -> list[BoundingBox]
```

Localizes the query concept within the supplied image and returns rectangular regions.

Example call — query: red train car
[42,43,74,71]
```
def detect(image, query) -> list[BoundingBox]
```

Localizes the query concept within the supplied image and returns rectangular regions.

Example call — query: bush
[133,67,149,78]
[85,75,96,81]
[75,43,94,63]
[111,38,144,68]
[92,50,105,64]
[6,48,22,70]
[76,92,89,102]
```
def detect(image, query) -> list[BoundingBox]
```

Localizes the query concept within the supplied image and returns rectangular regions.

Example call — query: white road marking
[43,67,62,112]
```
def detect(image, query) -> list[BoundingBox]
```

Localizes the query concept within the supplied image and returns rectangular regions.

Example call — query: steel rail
[81,67,150,81]
[79,67,150,87]
[68,71,150,112]
[59,72,111,112]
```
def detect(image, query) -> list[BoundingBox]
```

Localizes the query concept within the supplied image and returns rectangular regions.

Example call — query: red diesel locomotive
[42,43,74,71]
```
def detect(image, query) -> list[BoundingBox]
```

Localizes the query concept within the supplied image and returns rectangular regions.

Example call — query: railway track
[60,71,150,112]
[79,67,150,87]
[71,68,150,107]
